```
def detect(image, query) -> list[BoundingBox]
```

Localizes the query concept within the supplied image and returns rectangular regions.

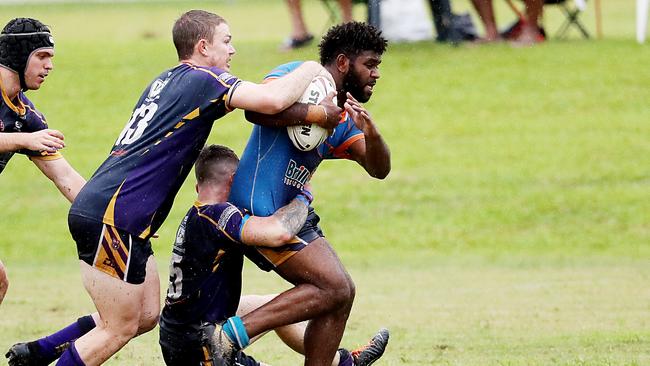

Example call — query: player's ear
[335,54,349,74]
[197,39,209,57]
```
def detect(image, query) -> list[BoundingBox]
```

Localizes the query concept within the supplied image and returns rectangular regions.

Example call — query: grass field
[1,0,649,365]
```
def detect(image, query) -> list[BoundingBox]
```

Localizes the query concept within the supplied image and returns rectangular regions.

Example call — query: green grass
[1,0,649,365]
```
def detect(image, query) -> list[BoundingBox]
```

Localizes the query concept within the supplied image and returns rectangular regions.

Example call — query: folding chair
[545,0,590,39]
[505,0,590,39]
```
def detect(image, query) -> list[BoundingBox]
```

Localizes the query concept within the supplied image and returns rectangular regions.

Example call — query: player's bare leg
[238,294,311,355]
[62,258,157,365]
[137,256,160,335]
[0,259,8,306]
[241,238,355,366]
[238,294,390,366]
[7,257,158,365]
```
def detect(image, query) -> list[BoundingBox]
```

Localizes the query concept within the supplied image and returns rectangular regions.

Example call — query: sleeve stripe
[198,211,238,243]
[29,151,63,161]
[238,214,251,244]
[225,80,242,111]
[331,133,364,158]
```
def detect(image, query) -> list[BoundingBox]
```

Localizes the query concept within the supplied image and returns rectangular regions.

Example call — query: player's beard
[342,64,371,103]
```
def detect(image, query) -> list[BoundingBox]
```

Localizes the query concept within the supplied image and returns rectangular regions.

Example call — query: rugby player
[204,22,391,366]
[159,144,389,366]
[6,10,341,366]
[0,17,86,306]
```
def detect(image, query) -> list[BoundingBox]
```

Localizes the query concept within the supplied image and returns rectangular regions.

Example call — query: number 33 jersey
[70,63,241,239]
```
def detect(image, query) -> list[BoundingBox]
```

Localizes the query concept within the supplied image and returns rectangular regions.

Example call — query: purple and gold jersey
[161,202,249,327]
[0,86,62,173]
[228,61,363,216]
[70,63,241,239]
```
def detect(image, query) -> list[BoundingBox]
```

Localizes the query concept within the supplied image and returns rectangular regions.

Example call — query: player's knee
[323,274,355,309]
[138,311,159,334]
[0,263,9,292]
[100,315,140,342]
[340,275,356,308]
[346,275,356,305]
[0,261,7,280]
[117,320,140,341]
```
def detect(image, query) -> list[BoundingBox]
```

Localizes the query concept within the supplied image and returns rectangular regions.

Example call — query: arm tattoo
[274,199,308,237]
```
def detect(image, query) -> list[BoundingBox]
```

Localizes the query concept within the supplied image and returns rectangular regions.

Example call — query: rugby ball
[287,75,335,151]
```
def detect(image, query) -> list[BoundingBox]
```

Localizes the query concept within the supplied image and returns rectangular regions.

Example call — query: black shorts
[159,319,204,366]
[159,319,260,366]
[244,207,324,272]
[69,214,153,284]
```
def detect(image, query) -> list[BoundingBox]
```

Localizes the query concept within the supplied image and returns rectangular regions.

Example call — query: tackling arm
[228,61,328,114]
[32,157,86,203]
[345,93,391,179]
[240,189,312,247]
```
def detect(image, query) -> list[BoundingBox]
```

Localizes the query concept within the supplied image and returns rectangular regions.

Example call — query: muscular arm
[32,157,86,203]
[228,61,328,114]
[345,94,391,179]
[241,192,311,247]
[0,129,65,153]
[245,92,342,129]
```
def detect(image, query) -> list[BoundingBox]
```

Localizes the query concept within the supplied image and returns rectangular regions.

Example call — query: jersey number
[115,102,159,146]
[167,251,183,300]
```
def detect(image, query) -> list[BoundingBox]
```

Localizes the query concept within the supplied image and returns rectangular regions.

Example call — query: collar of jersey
[0,75,26,116]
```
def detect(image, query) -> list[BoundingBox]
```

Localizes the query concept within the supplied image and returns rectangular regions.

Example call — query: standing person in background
[471,0,545,44]
[0,17,86,307]
[282,0,353,50]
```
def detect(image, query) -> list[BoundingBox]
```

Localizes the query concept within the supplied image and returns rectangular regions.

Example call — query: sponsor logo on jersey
[174,215,187,248]
[284,159,311,189]
[146,77,170,102]
[14,120,22,131]
[218,204,239,230]
[0,118,4,131]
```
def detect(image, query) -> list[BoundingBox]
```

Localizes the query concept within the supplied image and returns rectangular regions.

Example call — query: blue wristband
[296,194,310,206]
[300,188,313,203]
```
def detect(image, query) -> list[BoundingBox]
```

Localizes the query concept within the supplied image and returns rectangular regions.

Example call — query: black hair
[319,21,387,65]
[195,144,239,185]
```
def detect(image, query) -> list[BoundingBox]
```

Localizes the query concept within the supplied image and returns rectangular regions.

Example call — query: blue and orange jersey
[161,201,249,327]
[70,63,241,239]
[0,82,62,173]
[228,61,364,216]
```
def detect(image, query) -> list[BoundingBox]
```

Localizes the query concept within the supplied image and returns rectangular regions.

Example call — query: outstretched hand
[317,91,343,129]
[344,93,373,132]
[26,129,65,153]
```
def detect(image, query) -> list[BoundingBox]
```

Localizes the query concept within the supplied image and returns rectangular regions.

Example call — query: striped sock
[222,316,250,350]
